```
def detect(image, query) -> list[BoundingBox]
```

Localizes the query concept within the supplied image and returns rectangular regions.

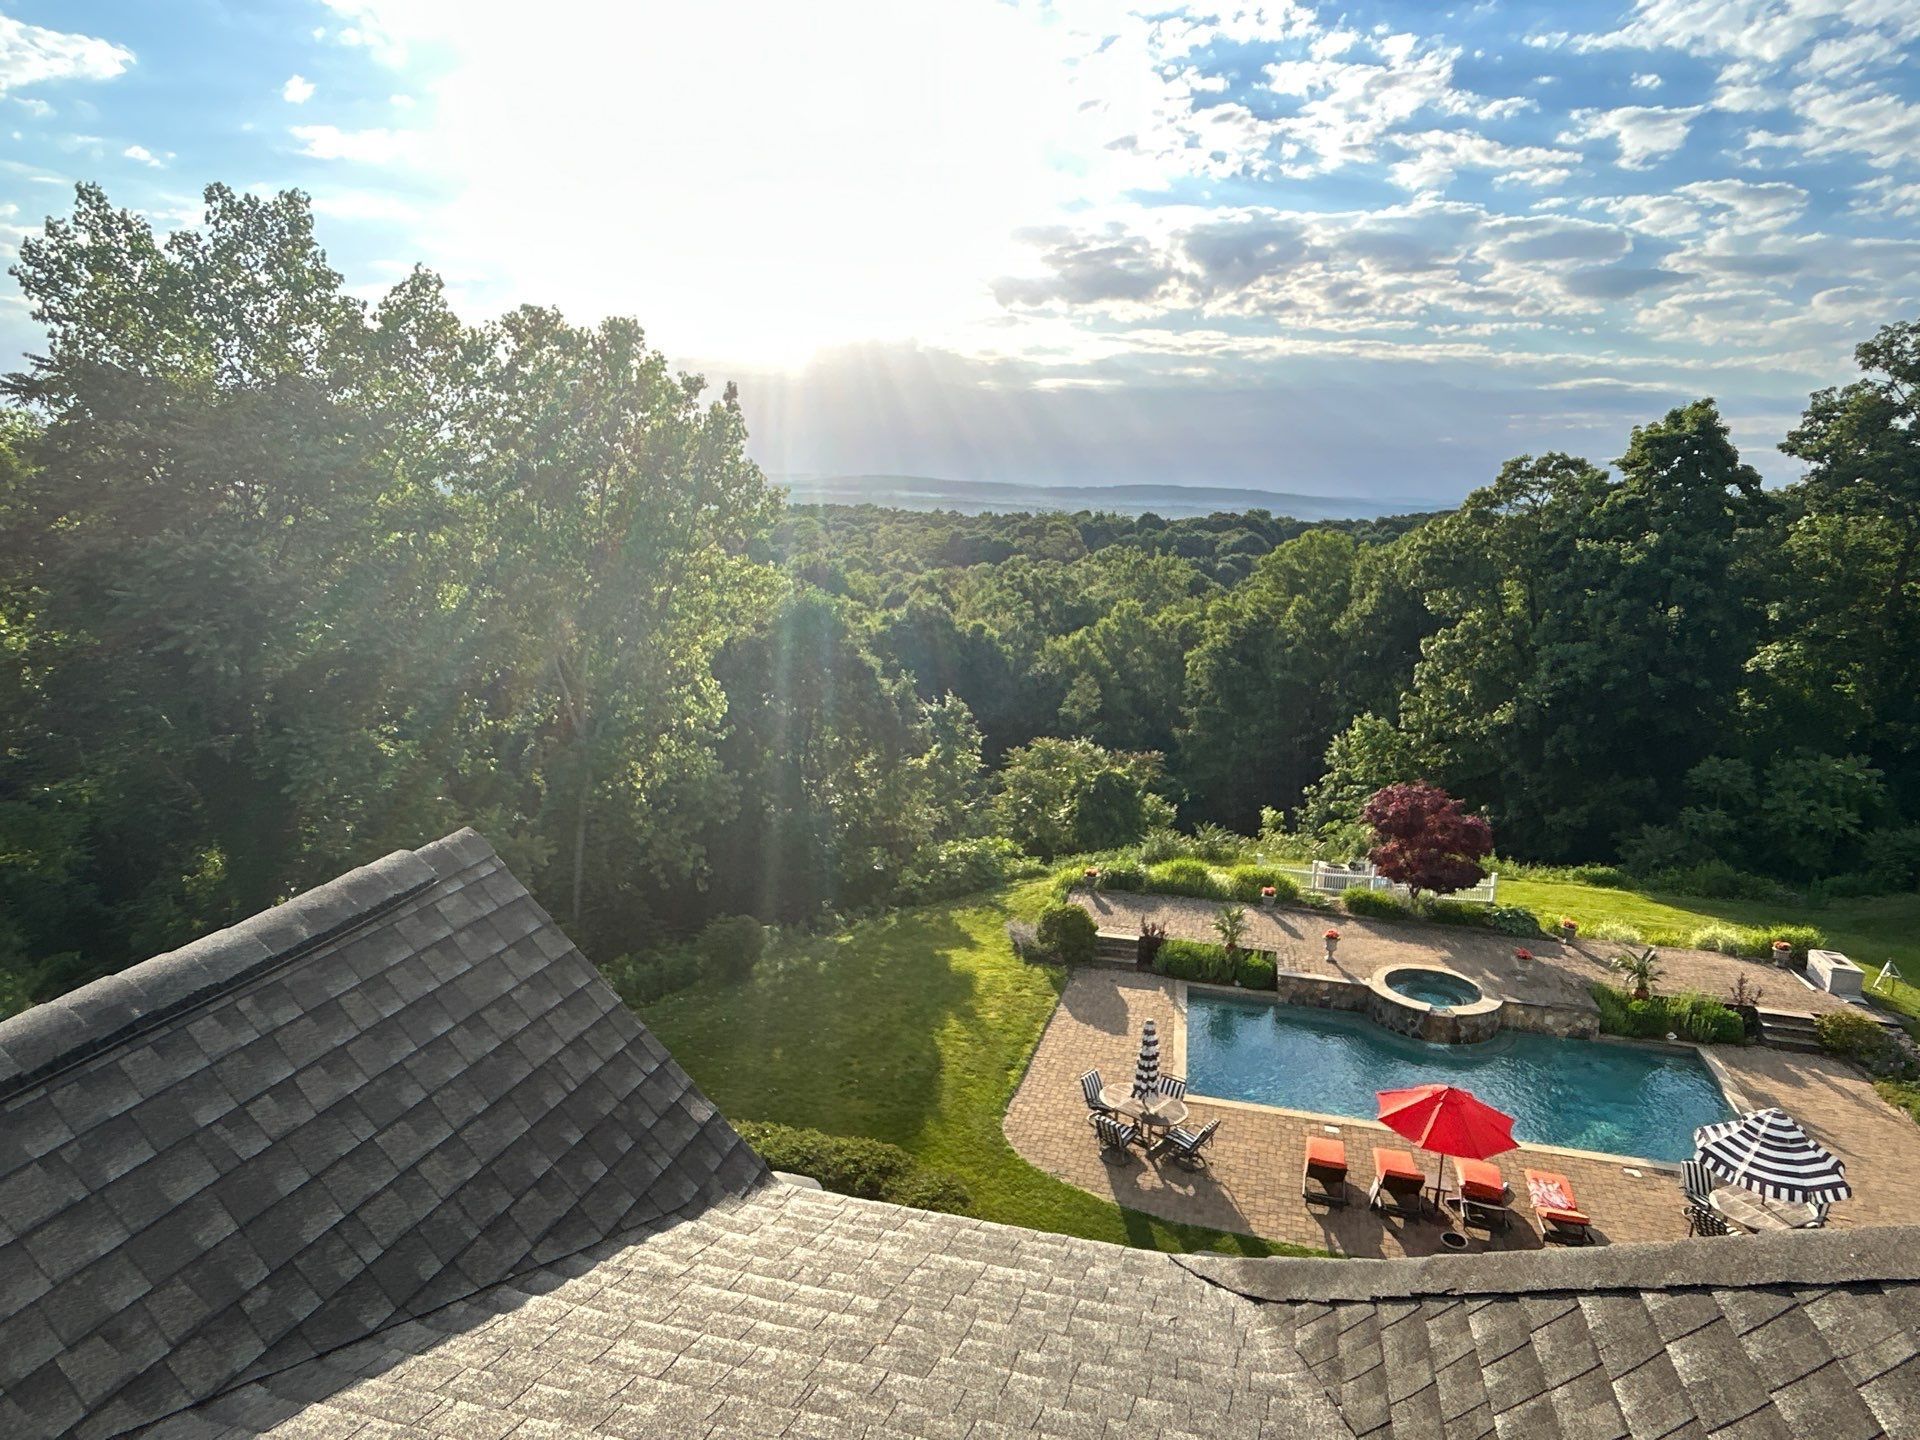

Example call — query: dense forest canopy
[3,183,1918,1013]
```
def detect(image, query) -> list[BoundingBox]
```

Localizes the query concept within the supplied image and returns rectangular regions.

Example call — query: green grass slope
[641,880,1309,1256]
[1499,879,1920,1021]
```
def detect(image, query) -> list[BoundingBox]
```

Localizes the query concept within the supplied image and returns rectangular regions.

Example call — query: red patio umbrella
[1376,1084,1517,1203]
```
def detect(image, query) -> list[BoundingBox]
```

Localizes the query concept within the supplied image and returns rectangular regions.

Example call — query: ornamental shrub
[1342,888,1411,921]
[1155,937,1235,984]
[1426,900,1491,929]
[1136,827,1197,864]
[1591,984,1743,1044]
[1587,921,1645,944]
[1752,924,1824,958]
[1488,905,1543,937]
[1146,858,1231,900]
[1036,903,1097,965]
[695,914,767,985]
[735,1121,972,1214]
[1815,1008,1885,1062]
[1690,923,1755,956]
[1235,952,1277,990]
[1098,861,1148,892]
[1227,865,1299,904]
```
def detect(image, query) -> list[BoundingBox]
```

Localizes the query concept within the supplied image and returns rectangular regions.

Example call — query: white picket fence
[1271,859,1499,906]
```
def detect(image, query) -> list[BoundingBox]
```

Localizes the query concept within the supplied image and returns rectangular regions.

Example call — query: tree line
[2,183,1916,1011]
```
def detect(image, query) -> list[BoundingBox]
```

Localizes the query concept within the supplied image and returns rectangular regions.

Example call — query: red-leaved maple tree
[1361,782,1493,897]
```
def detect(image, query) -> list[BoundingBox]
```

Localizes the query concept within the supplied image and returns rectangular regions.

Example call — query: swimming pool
[1186,993,1734,1162]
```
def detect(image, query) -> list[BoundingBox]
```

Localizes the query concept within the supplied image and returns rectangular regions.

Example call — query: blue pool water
[1187,994,1734,1162]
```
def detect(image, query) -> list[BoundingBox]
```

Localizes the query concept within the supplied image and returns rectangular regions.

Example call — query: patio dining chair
[1681,1159,1713,1209]
[1157,1074,1187,1101]
[1080,1069,1113,1116]
[1090,1111,1140,1154]
[1161,1118,1220,1169]
[1686,1203,1733,1237]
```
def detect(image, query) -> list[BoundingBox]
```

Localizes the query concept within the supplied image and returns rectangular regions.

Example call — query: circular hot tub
[1384,967,1483,1009]
[1364,963,1504,1043]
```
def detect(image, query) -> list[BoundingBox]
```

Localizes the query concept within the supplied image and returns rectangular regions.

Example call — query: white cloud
[12,96,52,117]
[122,143,164,168]
[291,123,418,164]
[1386,130,1579,191]
[0,14,133,96]
[1563,104,1702,168]
[1630,72,1662,89]
[282,74,316,104]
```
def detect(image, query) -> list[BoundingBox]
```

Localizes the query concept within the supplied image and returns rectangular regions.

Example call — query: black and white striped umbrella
[1693,1107,1852,1204]
[1132,1019,1161,1100]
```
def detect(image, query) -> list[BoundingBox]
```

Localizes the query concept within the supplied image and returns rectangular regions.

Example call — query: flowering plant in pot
[1323,928,1340,959]
[1260,885,1278,906]
[1513,947,1534,963]
[1559,916,1578,942]
[1770,939,1792,965]
[1082,866,1100,892]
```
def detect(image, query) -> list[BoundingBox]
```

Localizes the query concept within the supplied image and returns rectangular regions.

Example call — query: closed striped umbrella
[1132,1020,1160,1100]
[1693,1107,1852,1205]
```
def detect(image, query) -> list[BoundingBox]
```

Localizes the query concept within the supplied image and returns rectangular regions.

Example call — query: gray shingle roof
[1183,1227,1920,1438]
[129,1183,1352,1440]
[0,831,763,1440]
[5,831,1917,1440]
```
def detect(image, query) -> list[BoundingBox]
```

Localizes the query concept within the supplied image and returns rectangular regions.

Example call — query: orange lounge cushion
[1373,1147,1424,1182]
[1305,1137,1348,1172]
[1456,1158,1507,1202]
[1525,1169,1587,1222]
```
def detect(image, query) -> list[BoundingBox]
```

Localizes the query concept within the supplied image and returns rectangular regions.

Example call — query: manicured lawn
[1499,878,1920,1022]
[641,879,1312,1256]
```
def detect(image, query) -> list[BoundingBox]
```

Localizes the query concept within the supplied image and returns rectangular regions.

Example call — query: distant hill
[777,474,1424,521]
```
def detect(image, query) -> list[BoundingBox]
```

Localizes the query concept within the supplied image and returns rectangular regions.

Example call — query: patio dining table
[1101,1087,1189,1138]
[1708,1186,1821,1232]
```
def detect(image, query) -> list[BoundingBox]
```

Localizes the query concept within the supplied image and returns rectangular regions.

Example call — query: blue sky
[3,1,1918,503]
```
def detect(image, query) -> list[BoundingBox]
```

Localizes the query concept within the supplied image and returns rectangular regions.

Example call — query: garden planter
[1560,922,1577,944]
[1771,942,1792,968]
[1324,930,1340,961]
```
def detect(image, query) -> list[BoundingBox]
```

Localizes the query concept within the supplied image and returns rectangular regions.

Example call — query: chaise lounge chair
[1090,1112,1139,1154]
[1080,1069,1114,1116]
[1303,1135,1348,1208]
[1524,1167,1592,1245]
[1368,1147,1428,1218]
[1161,1118,1220,1168]
[1448,1158,1513,1233]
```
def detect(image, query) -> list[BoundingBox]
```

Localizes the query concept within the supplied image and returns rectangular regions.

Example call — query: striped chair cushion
[1681,1159,1712,1206]
[1093,1114,1137,1149]
[1167,1119,1219,1153]
[1157,1075,1187,1100]
[1080,1069,1107,1110]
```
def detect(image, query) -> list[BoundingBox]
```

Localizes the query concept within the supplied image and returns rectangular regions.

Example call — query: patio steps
[1756,1011,1825,1053]
[1093,933,1139,967]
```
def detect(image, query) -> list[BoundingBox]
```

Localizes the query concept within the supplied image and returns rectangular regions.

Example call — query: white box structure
[1807,949,1864,1000]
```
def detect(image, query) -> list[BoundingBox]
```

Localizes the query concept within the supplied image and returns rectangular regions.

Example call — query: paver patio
[1075,890,1867,1020]
[1004,967,1920,1258]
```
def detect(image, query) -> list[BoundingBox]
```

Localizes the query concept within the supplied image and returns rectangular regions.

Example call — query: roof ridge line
[1174,1224,1920,1303]
[0,832,491,1101]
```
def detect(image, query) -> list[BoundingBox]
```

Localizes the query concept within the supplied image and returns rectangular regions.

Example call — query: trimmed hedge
[1097,861,1148,892]
[1426,900,1490,929]
[1591,984,1745,1044]
[1226,865,1300,904]
[1146,858,1232,900]
[1036,903,1098,965]
[1236,952,1277,990]
[1342,888,1412,921]
[735,1121,972,1214]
